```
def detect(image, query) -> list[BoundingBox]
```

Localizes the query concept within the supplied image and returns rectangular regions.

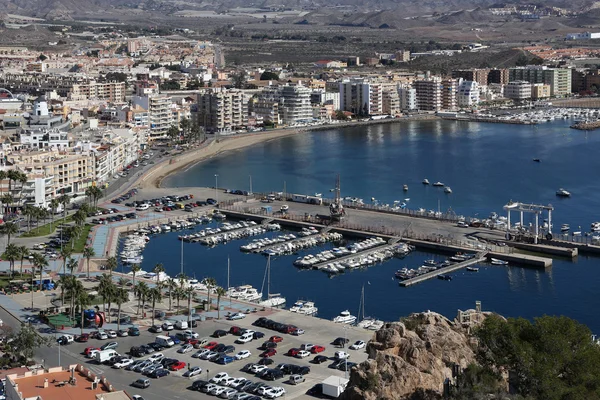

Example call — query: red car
[203,341,219,350]
[287,348,300,357]
[283,325,298,334]
[260,349,277,358]
[84,347,100,356]
[186,339,199,346]
[269,336,283,343]
[169,361,187,371]
[311,345,326,354]
[76,334,89,342]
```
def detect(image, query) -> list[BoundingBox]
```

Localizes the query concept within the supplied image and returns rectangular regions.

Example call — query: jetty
[310,243,393,270]
[189,220,277,244]
[570,120,600,130]
[400,251,488,287]
[250,231,334,254]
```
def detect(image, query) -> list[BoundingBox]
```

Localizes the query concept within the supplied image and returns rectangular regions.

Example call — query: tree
[260,71,279,81]
[114,288,129,332]
[149,287,162,326]
[83,247,95,279]
[134,282,149,316]
[185,286,194,325]
[167,125,180,142]
[57,274,72,309]
[117,277,128,288]
[215,286,226,319]
[97,274,115,319]
[4,243,18,276]
[131,264,141,291]
[49,198,60,228]
[166,278,176,311]
[1,222,19,246]
[204,277,216,312]
[336,110,349,121]
[231,71,247,89]
[66,257,78,275]
[75,283,90,335]
[59,247,72,276]
[17,245,29,276]
[153,263,164,283]
[31,253,48,292]
[106,256,117,277]
[7,323,48,361]
[174,287,184,315]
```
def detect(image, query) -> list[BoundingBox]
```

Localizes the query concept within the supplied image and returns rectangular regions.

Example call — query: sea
[139,119,600,332]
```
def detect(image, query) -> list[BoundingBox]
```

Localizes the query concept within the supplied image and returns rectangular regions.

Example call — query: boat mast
[267,255,271,299]
[227,256,230,294]
[180,234,184,276]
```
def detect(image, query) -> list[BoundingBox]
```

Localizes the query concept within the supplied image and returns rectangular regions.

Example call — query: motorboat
[259,295,286,308]
[591,222,600,232]
[490,258,508,266]
[280,204,289,212]
[423,260,438,267]
[533,158,541,162]
[556,188,571,197]
[403,184,408,191]
[437,274,452,281]
[443,186,452,194]
[298,301,318,315]
[466,267,479,272]
[422,178,430,185]
[357,317,375,329]
[289,301,305,313]
[560,224,570,232]
[432,181,444,187]
[333,310,357,324]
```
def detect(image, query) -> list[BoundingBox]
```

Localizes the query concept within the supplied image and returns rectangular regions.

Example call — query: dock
[250,232,320,254]
[487,252,552,268]
[310,243,394,270]
[190,219,273,243]
[399,251,488,287]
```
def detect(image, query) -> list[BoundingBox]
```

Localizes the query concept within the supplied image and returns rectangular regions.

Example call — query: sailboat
[356,284,384,330]
[259,255,286,307]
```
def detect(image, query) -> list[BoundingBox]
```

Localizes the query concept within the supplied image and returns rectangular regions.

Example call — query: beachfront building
[279,84,313,125]
[508,66,571,96]
[339,79,384,115]
[457,81,480,108]
[531,83,551,99]
[310,90,340,110]
[504,80,532,100]
[414,79,443,111]
[382,89,401,115]
[441,79,458,110]
[197,88,249,133]
[398,87,417,110]
[132,94,173,141]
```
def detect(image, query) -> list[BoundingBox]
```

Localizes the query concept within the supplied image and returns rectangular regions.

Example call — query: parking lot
[63,310,372,399]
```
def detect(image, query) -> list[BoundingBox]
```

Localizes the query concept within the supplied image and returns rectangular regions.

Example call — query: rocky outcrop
[341,311,481,400]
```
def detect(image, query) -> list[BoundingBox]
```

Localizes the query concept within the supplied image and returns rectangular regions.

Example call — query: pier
[310,242,394,270]
[189,219,274,244]
[249,232,320,254]
[400,251,488,287]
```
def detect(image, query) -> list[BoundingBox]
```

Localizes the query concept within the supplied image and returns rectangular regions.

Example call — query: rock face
[340,311,477,400]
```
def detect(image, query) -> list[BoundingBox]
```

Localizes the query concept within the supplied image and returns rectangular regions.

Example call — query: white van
[174,320,188,330]
[95,349,118,363]
[236,333,253,344]
[155,335,175,348]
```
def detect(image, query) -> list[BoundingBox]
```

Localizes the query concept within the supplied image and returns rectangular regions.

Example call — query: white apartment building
[310,90,340,110]
[505,81,532,100]
[339,79,384,115]
[279,84,313,125]
[132,94,173,140]
[457,81,480,108]
[398,87,417,110]
[19,129,69,150]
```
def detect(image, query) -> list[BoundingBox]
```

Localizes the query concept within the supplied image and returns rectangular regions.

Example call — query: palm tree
[149,287,162,326]
[49,198,60,228]
[57,274,73,308]
[106,256,117,277]
[1,222,19,246]
[97,274,115,319]
[131,264,141,291]
[66,257,78,275]
[32,253,48,292]
[166,278,176,311]
[114,288,129,332]
[134,281,149,316]
[204,277,216,312]
[118,277,129,288]
[22,205,34,232]
[17,245,29,276]
[69,277,83,320]
[59,247,72,276]
[153,263,164,283]
[4,243,18,276]
[185,286,194,325]
[34,207,48,233]
[73,281,90,334]
[83,247,95,279]
[215,286,227,319]
[72,210,86,234]
[174,287,184,315]
[1,193,13,217]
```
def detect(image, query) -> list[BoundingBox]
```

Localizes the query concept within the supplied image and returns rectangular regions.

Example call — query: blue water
[144,120,600,331]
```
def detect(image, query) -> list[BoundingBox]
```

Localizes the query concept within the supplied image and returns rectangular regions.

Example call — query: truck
[321,376,349,398]
[95,349,118,363]
[155,335,175,348]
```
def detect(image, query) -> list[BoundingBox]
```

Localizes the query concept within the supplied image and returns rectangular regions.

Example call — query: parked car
[183,366,202,377]
[296,350,311,359]
[312,355,329,364]
[235,350,251,360]
[177,344,194,354]
[287,348,300,357]
[310,345,326,354]
[149,325,163,333]
[335,351,350,360]
[332,337,349,347]
[350,340,366,350]
[227,313,246,320]
[269,336,283,343]
[213,330,228,338]
[169,361,187,371]
[101,342,118,351]
[260,349,277,358]
[149,368,170,379]
[131,378,150,389]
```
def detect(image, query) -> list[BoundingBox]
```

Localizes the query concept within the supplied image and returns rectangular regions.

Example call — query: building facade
[457,81,480,107]
[414,80,443,111]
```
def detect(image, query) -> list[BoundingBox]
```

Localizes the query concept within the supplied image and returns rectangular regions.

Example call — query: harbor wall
[487,252,551,268]
[541,239,600,255]
[512,242,577,258]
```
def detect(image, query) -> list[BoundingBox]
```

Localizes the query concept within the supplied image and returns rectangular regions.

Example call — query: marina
[399,251,488,287]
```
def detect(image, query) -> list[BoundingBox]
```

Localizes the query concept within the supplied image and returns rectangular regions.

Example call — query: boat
[258,255,286,308]
[423,259,438,267]
[432,181,444,187]
[356,284,379,330]
[333,310,357,324]
[280,204,289,212]
[591,222,600,232]
[422,178,430,185]
[490,258,508,266]
[437,274,452,281]
[213,211,227,220]
[556,188,571,197]
[289,301,305,313]
[533,158,541,162]
[297,301,318,316]
[403,184,408,191]
[443,186,452,194]
[466,267,479,272]
[560,224,570,232]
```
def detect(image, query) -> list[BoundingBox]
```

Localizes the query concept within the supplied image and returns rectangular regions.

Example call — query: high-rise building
[197,88,248,133]
[339,79,383,115]
[382,90,400,115]
[457,81,480,107]
[504,81,532,100]
[441,79,458,110]
[452,69,490,87]
[509,66,571,96]
[398,87,417,110]
[279,84,313,125]
[488,68,509,85]
[414,80,443,111]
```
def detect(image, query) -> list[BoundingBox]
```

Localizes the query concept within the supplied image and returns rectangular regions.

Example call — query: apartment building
[488,68,510,85]
[414,79,443,111]
[441,79,458,110]
[457,81,480,108]
[504,81,532,100]
[398,87,417,110]
[132,94,173,140]
[69,81,126,102]
[0,73,88,97]
[19,129,69,150]
[452,69,490,87]
[310,90,340,110]
[197,88,248,133]
[382,89,401,115]
[531,83,551,99]
[279,84,313,125]
[509,66,571,96]
[339,79,384,115]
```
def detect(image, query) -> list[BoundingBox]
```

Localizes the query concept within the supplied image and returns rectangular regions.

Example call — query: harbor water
[148,119,600,331]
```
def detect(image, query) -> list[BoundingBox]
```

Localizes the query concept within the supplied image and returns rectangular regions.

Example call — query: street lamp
[214,175,218,203]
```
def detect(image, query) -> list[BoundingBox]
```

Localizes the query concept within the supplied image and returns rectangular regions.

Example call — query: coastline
[123,115,439,193]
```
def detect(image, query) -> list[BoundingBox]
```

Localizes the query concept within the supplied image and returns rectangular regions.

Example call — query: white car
[257,386,274,396]
[113,358,134,369]
[228,377,246,388]
[87,349,100,359]
[210,386,228,396]
[192,349,210,358]
[183,366,202,377]
[235,350,251,360]
[107,330,117,338]
[136,204,150,211]
[350,340,366,350]
[335,351,350,360]
[227,312,246,320]
[184,330,199,339]
[175,320,188,330]
[178,344,194,354]
[221,388,238,398]
[235,335,253,344]
[148,353,164,363]
[96,332,108,340]
[210,372,230,384]
[250,364,268,374]
[221,377,236,386]
[300,343,314,351]
[265,387,286,399]
[296,350,311,359]
[161,321,174,331]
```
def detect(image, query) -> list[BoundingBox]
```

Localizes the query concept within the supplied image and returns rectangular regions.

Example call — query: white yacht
[422,178,430,185]
[289,301,305,313]
[368,320,384,330]
[298,301,318,315]
[444,186,452,194]
[403,184,408,191]
[432,181,444,187]
[490,258,508,266]
[240,288,262,302]
[591,222,600,232]
[280,204,289,212]
[258,256,286,307]
[556,188,571,197]
[560,224,570,232]
[333,310,357,324]
[357,317,375,329]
